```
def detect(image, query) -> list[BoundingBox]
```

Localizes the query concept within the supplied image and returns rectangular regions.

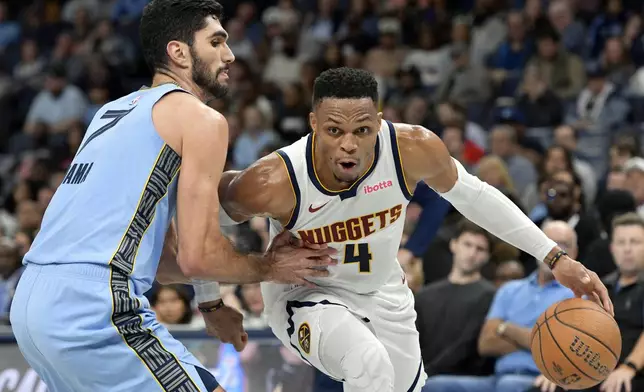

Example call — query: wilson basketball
[530,298,622,390]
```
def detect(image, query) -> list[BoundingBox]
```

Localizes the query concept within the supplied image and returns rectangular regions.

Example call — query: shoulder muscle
[394,123,456,193]
[152,91,226,155]
[224,152,296,225]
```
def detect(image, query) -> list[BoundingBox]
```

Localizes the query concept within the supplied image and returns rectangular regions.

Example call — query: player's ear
[449,238,457,254]
[309,112,317,133]
[166,40,190,69]
[377,111,383,129]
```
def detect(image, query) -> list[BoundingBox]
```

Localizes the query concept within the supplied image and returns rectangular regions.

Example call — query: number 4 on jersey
[344,243,373,273]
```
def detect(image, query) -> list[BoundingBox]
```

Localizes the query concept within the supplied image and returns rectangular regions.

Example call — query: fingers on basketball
[531,298,622,390]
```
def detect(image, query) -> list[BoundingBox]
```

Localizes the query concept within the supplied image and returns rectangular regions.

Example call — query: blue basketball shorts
[10,263,220,392]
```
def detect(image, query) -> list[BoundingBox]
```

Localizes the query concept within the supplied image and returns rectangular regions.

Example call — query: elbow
[477,333,494,357]
[176,252,209,279]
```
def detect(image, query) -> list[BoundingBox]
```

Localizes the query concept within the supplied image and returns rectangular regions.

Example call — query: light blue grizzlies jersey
[24,83,184,296]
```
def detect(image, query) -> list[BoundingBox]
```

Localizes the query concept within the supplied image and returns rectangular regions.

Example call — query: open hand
[201,300,248,352]
[552,256,614,316]
[600,365,635,392]
[265,231,338,288]
[534,374,563,392]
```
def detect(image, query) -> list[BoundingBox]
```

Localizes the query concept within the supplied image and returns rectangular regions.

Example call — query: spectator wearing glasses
[534,171,602,261]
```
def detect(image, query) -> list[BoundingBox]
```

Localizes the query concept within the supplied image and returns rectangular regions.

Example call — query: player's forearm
[179,235,269,284]
[157,222,191,284]
[501,323,532,350]
[157,254,190,284]
[438,159,557,263]
[625,332,644,370]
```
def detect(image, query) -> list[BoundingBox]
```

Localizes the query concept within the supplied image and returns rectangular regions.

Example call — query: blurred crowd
[1,0,644,391]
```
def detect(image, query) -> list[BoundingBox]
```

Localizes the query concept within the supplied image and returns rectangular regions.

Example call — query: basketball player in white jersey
[214,67,614,391]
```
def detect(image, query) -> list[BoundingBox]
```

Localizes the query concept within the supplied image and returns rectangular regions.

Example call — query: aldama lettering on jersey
[62,162,94,185]
[363,180,393,194]
[298,204,403,244]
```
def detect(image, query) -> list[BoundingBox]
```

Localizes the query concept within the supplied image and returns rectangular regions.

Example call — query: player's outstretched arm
[395,123,614,315]
[153,94,335,285]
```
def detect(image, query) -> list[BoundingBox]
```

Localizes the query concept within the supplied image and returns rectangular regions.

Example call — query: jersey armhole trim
[386,121,414,200]
[275,150,301,230]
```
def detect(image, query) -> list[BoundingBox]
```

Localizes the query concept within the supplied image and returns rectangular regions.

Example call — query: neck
[537,270,554,285]
[448,269,481,284]
[619,273,639,287]
[151,70,208,102]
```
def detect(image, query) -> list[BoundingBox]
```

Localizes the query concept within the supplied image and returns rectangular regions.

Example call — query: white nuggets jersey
[267,120,413,296]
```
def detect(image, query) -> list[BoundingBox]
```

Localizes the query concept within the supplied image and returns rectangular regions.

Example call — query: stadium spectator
[150,284,195,326]
[0,238,22,324]
[583,189,637,280]
[623,157,644,218]
[435,41,492,105]
[517,63,564,130]
[416,219,496,378]
[493,259,525,288]
[524,26,585,101]
[422,220,576,392]
[565,63,630,175]
[487,10,533,88]
[489,124,538,203]
[547,0,587,57]
[533,171,602,261]
[527,212,644,392]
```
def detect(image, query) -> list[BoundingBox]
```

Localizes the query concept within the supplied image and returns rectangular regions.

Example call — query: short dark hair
[536,25,560,42]
[454,219,492,247]
[546,144,575,172]
[612,135,640,157]
[312,67,379,107]
[612,212,644,231]
[140,0,224,73]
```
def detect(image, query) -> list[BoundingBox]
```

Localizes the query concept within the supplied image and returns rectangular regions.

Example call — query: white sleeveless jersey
[265,120,413,297]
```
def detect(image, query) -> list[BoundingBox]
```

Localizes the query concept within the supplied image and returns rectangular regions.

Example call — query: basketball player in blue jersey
[214,68,614,391]
[9,1,336,391]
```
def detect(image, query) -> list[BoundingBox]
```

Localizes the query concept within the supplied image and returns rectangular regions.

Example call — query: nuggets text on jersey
[297,204,403,244]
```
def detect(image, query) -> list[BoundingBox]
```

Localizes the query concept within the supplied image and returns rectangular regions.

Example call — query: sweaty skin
[221,154,295,225]
[220,123,449,226]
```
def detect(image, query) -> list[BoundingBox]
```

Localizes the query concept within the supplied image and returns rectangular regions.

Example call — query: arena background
[2,0,644,391]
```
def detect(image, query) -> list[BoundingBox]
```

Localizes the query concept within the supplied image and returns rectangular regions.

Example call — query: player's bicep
[176,110,228,268]
[397,124,457,193]
[223,153,295,225]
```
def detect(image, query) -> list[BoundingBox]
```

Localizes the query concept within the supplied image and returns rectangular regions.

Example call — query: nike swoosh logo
[308,201,329,213]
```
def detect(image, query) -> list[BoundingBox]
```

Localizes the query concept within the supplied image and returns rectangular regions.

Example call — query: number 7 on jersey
[343,243,373,273]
